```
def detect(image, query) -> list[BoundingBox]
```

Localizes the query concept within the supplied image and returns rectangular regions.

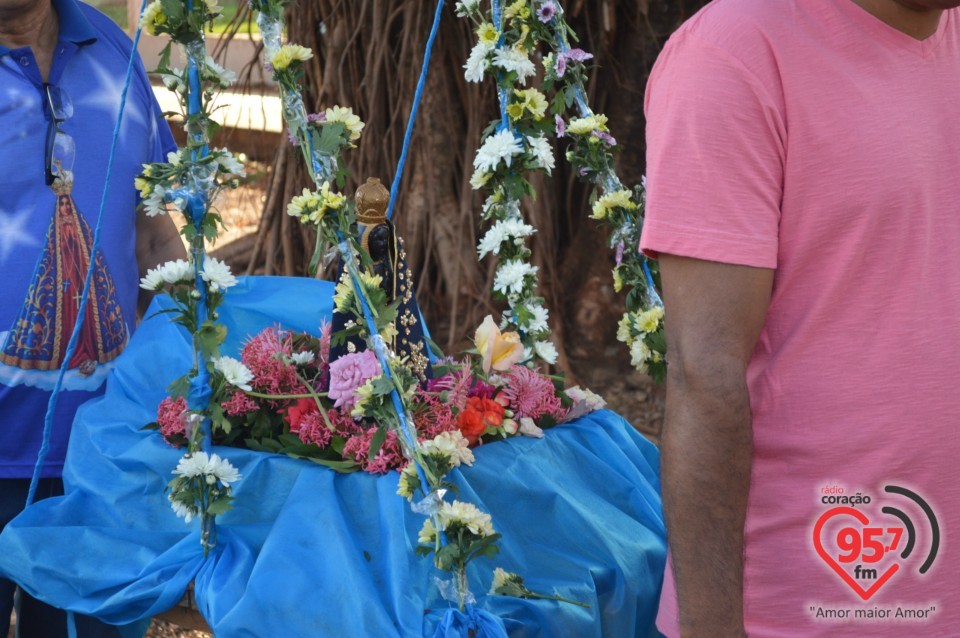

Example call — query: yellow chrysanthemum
[612,268,624,293]
[567,113,609,136]
[637,306,664,333]
[333,271,355,313]
[134,176,152,198]
[204,0,222,16]
[470,169,491,190]
[515,88,548,120]
[271,44,313,72]
[139,0,166,36]
[324,105,365,142]
[591,189,637,220]
[418,519,437,545]
[506,102,525,121]
[477,22,499,47]
[616,314,632,343]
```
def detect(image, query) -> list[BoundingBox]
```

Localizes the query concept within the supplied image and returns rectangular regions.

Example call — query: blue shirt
[0,0,176,477]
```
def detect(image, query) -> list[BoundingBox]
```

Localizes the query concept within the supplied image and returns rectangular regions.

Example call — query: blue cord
[387,0,446,220]
[27,0,150,506]
[491,0,511,130]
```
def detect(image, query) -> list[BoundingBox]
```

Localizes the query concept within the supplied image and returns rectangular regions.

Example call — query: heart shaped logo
[813,506,901,601]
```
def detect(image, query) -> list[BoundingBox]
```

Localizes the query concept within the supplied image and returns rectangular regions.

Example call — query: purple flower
[537,1,556,23]
[615,241,625,266]
[564,48,594,63]
[263,62,274,74]
[307,112,327,123]
[287,129,300,147]
[555,48,594,78]
[328,350,381,412]
[555,114,566,138]
[555,55,567,78]
[592,130,617,146]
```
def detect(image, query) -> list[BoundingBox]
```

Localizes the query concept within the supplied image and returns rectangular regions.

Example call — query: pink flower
[222,391,258,417]
[555,114,566,138]
[328,350,381,412]
[157,396,188,444]
[343,428,404,473]
[501,365,568,421]
[241,327,302,402]
[412,390,459,441]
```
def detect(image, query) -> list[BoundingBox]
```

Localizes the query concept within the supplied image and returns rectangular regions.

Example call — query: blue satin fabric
[0,276,666,637]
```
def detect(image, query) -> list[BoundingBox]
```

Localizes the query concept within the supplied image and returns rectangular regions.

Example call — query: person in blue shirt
[0,0,185,634]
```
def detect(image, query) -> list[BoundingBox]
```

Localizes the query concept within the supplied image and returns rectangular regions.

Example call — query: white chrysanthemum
[490,567,512,593]
[204,0,222,16]
[464,41,493,83]
[454,0,479,16]
[204,56,236,87]
[518,416,544,438]
[533,340,558,364]
[214,148,244,176]
[477,218,535,259]
[290,351,315,366]
[166,150,181,166]
[526,304,549,334]
[477,224,507,259]
[168,495,196,523]
[439,500,495,537]
[492,47,536,85]
[206,453,241,486]
[526,135,554,174]
[213,355,254,391]
[159,68,185,93]
[474,129,524,173]
[422,430,475,468]
[139,268,165,292]
[493,260,538,296]
[142,184,167,217]
[174,451,210,478]
[157,259,194,285]
[201,256,238,292]
[629,339,652,371]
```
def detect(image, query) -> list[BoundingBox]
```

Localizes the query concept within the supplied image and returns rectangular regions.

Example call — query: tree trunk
[249,0,709,366]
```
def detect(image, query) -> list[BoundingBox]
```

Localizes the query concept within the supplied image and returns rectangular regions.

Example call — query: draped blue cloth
[0,276,666,637]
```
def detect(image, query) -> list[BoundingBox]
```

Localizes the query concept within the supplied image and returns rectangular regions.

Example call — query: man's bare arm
[135,210,187,318]
[658,254,774,637]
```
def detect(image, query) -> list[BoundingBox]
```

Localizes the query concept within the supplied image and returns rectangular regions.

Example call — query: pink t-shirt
[641,0,960,635]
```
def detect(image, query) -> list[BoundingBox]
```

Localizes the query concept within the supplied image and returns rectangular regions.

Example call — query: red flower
[283,397,318,434]
[457,396,505,445]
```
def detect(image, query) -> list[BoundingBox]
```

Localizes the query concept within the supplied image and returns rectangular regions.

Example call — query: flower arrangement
[134,0,244,553]
[457,0,667,380]
[150,318,604,476]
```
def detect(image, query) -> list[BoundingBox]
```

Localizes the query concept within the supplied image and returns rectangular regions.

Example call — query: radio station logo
[813,484,940,601]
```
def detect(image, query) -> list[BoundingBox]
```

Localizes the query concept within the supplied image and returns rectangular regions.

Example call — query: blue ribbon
[434,605,508,638]
[387,0,446,220]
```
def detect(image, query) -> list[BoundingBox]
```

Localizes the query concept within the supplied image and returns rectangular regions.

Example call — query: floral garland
[457,0,667,380]
[134,0,246,552]
[237,0,595,619]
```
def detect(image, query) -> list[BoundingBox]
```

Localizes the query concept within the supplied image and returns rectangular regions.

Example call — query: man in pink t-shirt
[641,0,960,636]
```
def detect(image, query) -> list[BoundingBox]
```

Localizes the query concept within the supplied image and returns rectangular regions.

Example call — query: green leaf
[206,495,234,516]
[367,426,386,459]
